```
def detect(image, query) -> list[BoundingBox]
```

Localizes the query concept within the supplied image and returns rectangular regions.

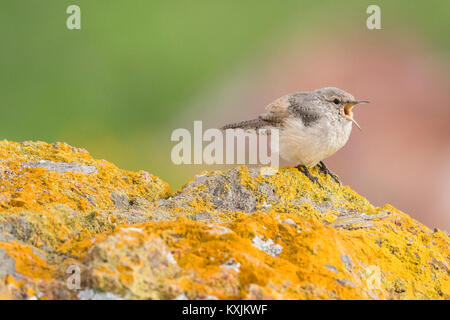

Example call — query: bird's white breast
[279,116,352,167]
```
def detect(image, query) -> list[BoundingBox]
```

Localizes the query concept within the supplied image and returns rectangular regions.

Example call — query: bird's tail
[221,118,269,130]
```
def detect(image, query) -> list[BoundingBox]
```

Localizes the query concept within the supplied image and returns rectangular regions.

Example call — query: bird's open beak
[343,100,369,116]
[343,100,369,131]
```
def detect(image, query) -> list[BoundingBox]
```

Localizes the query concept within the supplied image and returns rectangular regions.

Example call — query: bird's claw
[296,165,323,188]
[317,161,342,185]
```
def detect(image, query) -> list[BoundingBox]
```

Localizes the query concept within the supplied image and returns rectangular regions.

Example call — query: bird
[221,87,369,186]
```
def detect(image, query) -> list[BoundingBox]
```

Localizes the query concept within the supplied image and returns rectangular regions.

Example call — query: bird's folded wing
[261,92,322,127]
[259,95,292,124]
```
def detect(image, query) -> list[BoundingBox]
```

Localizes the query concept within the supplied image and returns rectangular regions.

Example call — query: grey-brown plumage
[221,91,324,130]
[221,87,369,184]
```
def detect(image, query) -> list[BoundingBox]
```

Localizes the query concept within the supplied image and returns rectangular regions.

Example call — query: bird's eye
[333,98,340,104]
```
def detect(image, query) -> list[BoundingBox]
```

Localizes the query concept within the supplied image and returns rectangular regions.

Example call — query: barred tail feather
[221,118,269,130]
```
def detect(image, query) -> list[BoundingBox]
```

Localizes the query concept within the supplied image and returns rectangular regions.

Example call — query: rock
[0,140,171,299]
[0,140,448,300]
[252,235,283,257]
[0,248,22,281]
[22,160,98,175]
[77,289,123,300]
[0,141,171,213]
[110,190,131,211]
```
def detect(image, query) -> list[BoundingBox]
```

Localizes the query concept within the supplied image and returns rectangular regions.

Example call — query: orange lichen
[0,140,171,213]
[0,141,448,300]
[0,241,54,281]
[81,209,449,299]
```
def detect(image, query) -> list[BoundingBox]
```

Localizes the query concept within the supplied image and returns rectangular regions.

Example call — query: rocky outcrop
[0,141,448,299]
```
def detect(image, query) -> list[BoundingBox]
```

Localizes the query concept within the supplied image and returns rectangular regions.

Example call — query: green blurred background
[1,1,450,229]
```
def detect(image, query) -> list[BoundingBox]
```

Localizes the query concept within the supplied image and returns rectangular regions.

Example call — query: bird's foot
[296,165,323,188]
[317,161,342,185]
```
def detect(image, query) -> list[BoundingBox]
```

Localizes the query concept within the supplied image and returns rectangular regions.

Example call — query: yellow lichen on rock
[0,140,171,213]
[0,140,171,256]
[82,207,449,300]
[0,141,448,300]
[0,140,172,299]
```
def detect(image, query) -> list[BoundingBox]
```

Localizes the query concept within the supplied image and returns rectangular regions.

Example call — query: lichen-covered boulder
[0,141,448,300]
[0,140,171,299]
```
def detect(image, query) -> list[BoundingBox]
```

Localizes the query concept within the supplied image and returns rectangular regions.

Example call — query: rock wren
[221,87,369,185]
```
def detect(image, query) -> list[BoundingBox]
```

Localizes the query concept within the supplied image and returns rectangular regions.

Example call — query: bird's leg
[296,164,322,188]
[317,161,342,185]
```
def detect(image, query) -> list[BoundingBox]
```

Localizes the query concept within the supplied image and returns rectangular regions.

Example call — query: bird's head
[313,87,369,130]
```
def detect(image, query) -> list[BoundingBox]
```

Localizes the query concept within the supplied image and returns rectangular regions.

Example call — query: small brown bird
[221,87,369,185]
